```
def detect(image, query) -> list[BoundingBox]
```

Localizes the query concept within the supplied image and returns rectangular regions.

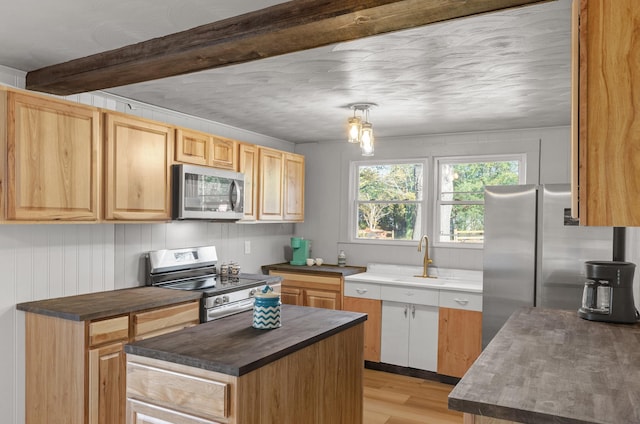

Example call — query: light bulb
[360,122,374,156]
[347,117,362,143]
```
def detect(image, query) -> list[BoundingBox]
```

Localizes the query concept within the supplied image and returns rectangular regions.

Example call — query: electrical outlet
[244,240,251,254]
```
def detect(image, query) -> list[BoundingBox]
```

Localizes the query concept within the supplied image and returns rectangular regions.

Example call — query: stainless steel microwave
[172,164,244,220]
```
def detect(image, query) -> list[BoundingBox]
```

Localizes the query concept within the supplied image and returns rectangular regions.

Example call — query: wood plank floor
[363,369,463,424]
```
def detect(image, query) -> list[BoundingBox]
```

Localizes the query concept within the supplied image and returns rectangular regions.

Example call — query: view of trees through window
[438,158,521,244]
[356,162,423,241]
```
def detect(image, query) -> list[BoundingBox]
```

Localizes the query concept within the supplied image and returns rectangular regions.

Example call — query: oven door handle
[205,298,254,321]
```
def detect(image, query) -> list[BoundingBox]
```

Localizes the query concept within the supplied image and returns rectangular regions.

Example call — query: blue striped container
[252,292,281,329]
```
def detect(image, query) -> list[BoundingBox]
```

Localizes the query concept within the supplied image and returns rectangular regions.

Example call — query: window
[351,160,425,242]
[436,155,524,246]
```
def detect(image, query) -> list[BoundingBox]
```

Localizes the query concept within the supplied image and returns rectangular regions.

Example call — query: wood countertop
[448,307,640,424]
[16,286,203,321]
[262,262,366,277]
[124,304,367,376]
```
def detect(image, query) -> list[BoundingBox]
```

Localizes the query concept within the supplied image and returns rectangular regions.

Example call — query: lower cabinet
[437,290,483,378]
[381,301,439,371]
[269,271,342,310]
[343,296,381,362]
[24,300,200,424]
[89,342,127,424]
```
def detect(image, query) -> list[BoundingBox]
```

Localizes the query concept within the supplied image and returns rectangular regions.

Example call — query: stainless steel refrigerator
[482,184,614,348]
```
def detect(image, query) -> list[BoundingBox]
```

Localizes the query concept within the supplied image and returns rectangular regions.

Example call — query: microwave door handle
[230,179,242,211]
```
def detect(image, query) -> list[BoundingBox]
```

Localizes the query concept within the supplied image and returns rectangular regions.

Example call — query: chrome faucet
[416,235,434,278]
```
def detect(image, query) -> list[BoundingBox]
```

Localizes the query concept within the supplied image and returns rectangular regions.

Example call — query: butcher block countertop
[448,307,640,424]
[125,304,367,376]
[262,262,366,277]
[16,286,203,321]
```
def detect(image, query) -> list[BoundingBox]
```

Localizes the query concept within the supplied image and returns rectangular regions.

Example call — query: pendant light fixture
[347,103,377,156]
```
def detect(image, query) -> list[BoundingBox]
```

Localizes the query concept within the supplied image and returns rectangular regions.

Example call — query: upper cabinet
[104,112,174,221]
[238,143,259,221]
[175,127,237,170]
[572,0,640,226]
[258,148,305,222]
[2,90,101,221]
[0,86,303,224]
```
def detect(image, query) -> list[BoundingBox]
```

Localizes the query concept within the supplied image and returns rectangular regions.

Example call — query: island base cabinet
[126,323,364,424]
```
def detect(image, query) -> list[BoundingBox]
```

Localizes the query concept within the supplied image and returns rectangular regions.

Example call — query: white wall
[0,65,296,424]
[295,127,571,269]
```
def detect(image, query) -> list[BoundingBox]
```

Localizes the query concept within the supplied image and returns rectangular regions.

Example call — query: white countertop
[344,263,483,294]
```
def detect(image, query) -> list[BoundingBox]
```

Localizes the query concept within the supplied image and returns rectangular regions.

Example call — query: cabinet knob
[454,298,469,305]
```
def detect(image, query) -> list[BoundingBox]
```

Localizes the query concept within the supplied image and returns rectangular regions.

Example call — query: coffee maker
[578,261,639,323]
[289,237,310,266]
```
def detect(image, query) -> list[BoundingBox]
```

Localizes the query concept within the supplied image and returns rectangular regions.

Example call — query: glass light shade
[347,117,362,143]
[360,122,374,156]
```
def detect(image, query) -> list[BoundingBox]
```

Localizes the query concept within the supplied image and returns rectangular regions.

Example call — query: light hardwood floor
[363,369,463,424]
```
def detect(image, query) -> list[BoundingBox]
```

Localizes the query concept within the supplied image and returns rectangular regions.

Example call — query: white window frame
[348,158,428,245]
[433,154,526,249]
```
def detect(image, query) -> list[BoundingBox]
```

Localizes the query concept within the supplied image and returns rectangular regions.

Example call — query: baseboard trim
[364,361,461,385]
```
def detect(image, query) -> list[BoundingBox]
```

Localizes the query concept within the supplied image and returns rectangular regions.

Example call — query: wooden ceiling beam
[26,0,549,95]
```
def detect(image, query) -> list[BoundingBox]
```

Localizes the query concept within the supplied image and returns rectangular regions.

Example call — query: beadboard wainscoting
[4,224,115,424]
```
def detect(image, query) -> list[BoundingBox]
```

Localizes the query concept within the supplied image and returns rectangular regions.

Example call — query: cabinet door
[437,307,482,378]
[238,143,258,221]
[89,342,126,424]
[6,91,100,221]
[408,304,439,372]
[343,296,381,362]
[283,153,304,221]
[574,0,640,226]
[175,127,210,166]
[210,136,237,170]
[280,286,303,306]
[380,301,409,366]
[104,113,174,220]
[305,288,340,310]
[258,147,284,220]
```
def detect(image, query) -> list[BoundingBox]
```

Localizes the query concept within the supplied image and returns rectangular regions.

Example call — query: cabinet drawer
[89,315,129,347]
[132,301,199,340]
[344,281,381,300]
[380,285,438,306]
[127,361,229,420]
[439,290,482,311]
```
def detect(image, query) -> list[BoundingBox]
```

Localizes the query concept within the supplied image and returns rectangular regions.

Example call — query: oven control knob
[222,295,230,303]
[214,297,223,305]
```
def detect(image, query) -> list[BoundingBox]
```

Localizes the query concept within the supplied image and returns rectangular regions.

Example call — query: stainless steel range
[145,245,269,322]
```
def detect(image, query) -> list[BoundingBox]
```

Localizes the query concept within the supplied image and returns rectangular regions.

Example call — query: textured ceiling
[0,0,571,143]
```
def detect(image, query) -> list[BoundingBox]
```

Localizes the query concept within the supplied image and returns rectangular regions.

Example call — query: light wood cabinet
[2,89,101,221]
[175,127,209,166]
[175,127,237,170]
[104,112,174,221]
[258,148,305,222]
[343,296,382,362]
[437,307,482,378]
[284,152,304,221]
[238,143,258,220]
[24,300,199,424]
[572,0,640,226]
[269,270,342,310]
[89,341,127,424]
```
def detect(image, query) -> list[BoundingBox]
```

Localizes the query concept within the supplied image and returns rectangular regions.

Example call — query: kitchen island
[125,304,367,423]
[448,307,640,424]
